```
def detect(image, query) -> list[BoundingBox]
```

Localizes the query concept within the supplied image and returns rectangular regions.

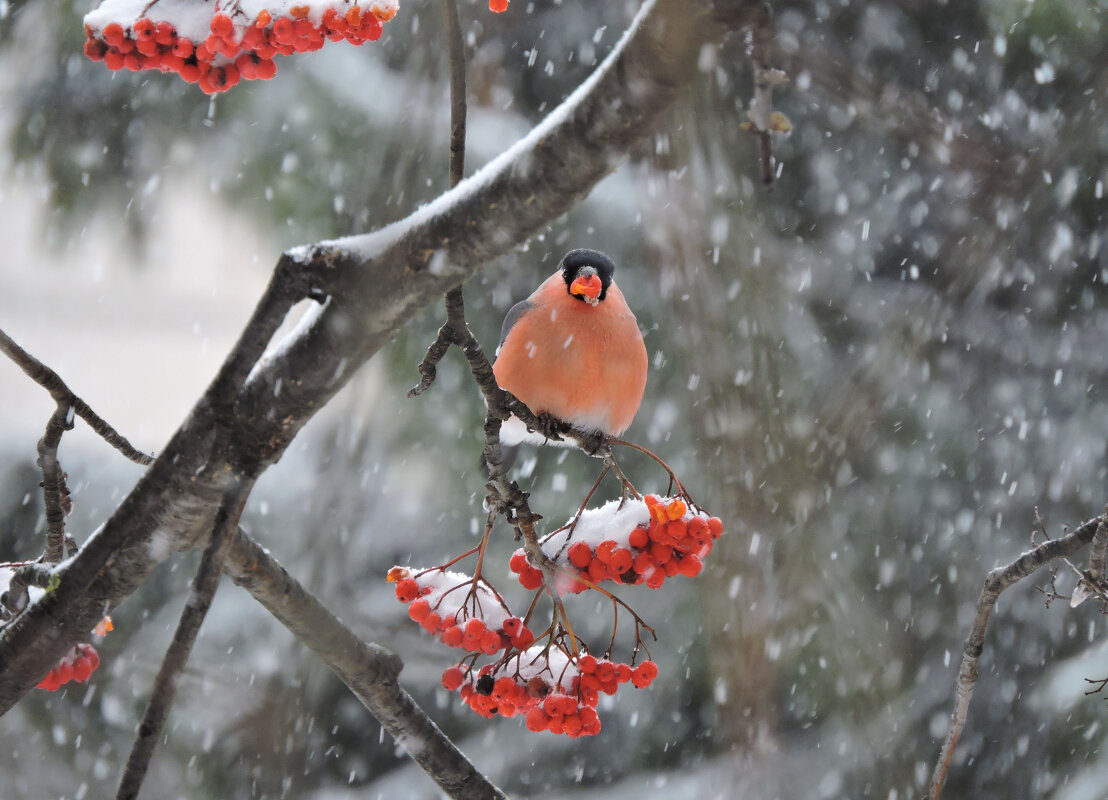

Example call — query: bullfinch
[492,249,648,450]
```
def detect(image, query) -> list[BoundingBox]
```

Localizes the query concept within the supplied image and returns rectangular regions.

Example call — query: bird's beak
[570,271,603,304]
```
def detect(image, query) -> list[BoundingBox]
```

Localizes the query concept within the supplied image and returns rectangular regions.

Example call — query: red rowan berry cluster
[82,0,399,94]
[389,566,536,654]
[386,438,720,736]
[441,646,658,737]
[36,643,100,692]
[510,495,724,595]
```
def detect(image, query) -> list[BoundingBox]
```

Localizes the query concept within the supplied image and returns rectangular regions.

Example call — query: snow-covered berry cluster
[82,0,399,94]
[441,647,657,737]
[389,566,535,654]
[36,642,100,692]
[510,495,723,594]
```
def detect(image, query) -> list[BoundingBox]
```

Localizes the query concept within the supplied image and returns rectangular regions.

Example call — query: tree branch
[116,479,250,800]
[927,512,1107,800]
[0,327,154,467]
[0,0,761,714]
[223,528,506,800]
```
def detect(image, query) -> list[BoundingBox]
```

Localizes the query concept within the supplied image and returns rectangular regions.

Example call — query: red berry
[171,38,193,58]
[210,13,234,38]
[81,644,100,672]
[479,630,502,654]
[609,548,633,574]
[83,39,107,61]
[510,627,534,649]
[421,612,443,633]
[160,53,185,73]
[395,578,420,602]
[441,666,465,691]
[489,0,509,12]
[272,17,295,44]
[677,554,703,577]
[707,517,724,538]
[501,617,522,637]
[567,542,592,569]
[441,624,464,647]
[563,713,583,736]
[154,21,176,45]
[587,558,607,583]
[71,657,93,682]
[136,36,159,56]
[631,660,659,688]
[628,527,649,549]
[361,16,382,41]
[509,551,529,574]
[519,567,543,590]
[102,49,124,71]
[408,599,431,622]
[525,707,549,731]
[133,18,155,42]
[254,58,277,80]
[102,23,125,46]
[577,654,598,674]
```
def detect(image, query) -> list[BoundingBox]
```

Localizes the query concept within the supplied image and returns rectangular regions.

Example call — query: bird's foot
[533,412,569,442]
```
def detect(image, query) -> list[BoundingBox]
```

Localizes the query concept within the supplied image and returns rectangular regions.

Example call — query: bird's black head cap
[560,248,615,302]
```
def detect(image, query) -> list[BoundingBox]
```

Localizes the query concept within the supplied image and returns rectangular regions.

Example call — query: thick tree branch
[223,528,506,800]
[928,512,1107,800]
[0,0,760,714]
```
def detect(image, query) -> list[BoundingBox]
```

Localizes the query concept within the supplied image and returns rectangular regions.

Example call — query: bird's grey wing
[497,299,534,353]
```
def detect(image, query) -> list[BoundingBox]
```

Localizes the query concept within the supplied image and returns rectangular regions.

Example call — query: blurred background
[2,0,1108,797]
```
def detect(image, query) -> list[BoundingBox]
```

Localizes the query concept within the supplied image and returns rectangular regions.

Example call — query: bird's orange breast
[493,273,647,436]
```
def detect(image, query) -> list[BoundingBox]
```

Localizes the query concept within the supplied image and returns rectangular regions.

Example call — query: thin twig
[744,3,787,187]
[928,511,1107,800]
[0,327,154,467]
[408,0,469,399]
[117,480,248,800]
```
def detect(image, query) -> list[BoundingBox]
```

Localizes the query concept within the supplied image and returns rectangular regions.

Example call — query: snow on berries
[509,495,724,594]
[82,0,400,94]
[36,643,101,692]
[388,566,535,654]
[442,646,658,737]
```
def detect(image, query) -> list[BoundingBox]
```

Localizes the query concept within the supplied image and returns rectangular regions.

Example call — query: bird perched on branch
[492,249,648,457]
